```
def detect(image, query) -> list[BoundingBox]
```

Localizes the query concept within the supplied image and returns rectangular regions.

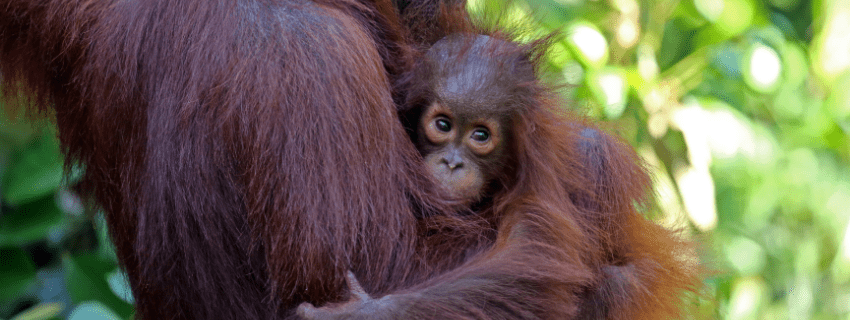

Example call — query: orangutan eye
[471,128,490,142]
[435,118,452,132]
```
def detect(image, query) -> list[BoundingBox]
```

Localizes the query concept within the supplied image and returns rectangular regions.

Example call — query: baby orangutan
[411,35,648,319]
[410,34,531,208]
[298,33,701,320]
[415,78,512,205]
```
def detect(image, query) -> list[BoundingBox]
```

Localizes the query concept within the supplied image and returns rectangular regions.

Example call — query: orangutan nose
[441,150,464,171]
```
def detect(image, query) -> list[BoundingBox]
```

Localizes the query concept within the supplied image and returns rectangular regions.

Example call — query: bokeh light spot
[695,0,724,21]
[815,9,850,80]
[598,71,627,118]
[676,166,718,231]
[724,237,766,275]
[745,44,782,92]
[728,277,766,320]
[569,24,608,67]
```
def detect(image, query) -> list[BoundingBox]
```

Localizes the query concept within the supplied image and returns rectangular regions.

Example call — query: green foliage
[467,0,850,318]
[1,130,64,206]
[0,248,36,302]
[2,0,849,319]
[0,109,129,319]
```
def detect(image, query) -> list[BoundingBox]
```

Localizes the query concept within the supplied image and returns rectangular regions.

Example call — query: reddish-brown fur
[1,0,700,319]
[369,32,702,319]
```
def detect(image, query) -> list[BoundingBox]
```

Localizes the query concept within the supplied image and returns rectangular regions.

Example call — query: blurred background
[1,0,849,319]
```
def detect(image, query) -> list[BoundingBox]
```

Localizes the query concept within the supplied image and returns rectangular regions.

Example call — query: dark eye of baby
[471,129,490,142]
[435,119,452,132]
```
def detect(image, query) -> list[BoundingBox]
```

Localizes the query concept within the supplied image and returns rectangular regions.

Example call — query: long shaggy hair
[1,0,701,319]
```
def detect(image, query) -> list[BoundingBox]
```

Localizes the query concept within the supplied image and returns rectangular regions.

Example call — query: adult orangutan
[0,0,700,319]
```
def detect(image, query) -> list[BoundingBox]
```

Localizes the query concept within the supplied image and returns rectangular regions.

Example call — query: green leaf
[63,254,134,319]
[67,302,122,320]
[0,247,36,301]
[826,72,850,120]
[0,197,65,246]
[2,135,64,206]
[94,214,117,264]
[6,302,63,320]
[106,270,134,304]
